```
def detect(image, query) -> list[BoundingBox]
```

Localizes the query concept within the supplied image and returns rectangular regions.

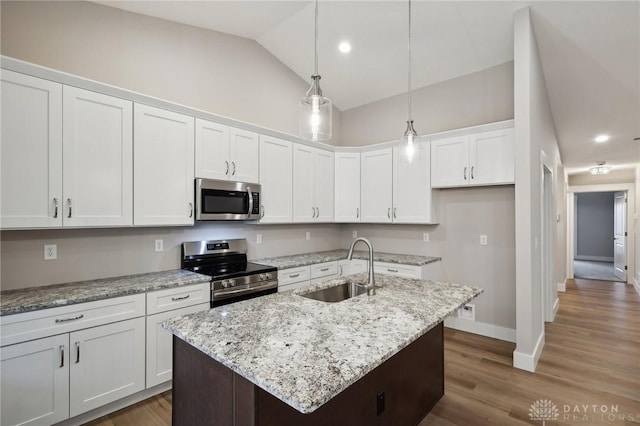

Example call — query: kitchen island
[164,273,482,426]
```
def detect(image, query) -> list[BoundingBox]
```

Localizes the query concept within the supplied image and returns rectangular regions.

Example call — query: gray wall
[574,192,614,261]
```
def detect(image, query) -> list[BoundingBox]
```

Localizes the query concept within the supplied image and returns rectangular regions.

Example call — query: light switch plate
[306,231,311,240]
[352,230,357,238]
[155,239,164,252]
[480,235,488,246]
[256,234,263,244]
[423,232,430,242]
[44,244,57,260]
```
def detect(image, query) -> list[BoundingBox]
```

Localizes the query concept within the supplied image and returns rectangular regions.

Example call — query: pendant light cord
[314,0,319,77]
[407,0,412,122]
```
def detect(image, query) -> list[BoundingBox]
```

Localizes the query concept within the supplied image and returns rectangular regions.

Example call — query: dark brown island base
[172,323,444,426]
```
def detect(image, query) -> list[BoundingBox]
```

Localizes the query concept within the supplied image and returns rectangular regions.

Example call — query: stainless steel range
[181,239,277,307]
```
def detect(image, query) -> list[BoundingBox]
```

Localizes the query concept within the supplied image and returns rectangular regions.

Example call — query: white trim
[55,382,171,426]
[557,281,566,292]
[513,332,545,373]
[574,255,614,262]
[552,297,559,317]
[634,273,640,296]
[444,317,516,343]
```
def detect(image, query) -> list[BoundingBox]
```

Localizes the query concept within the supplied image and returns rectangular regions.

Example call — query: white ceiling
[93,1,639,172]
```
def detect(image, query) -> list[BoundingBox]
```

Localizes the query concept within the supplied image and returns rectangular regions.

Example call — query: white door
[146,303,209,388]
[1,70,63,228]
[69,317,145,417]
[195,119,230,180]
[470,128,514,186]
[229,128,259,184]
[63,87,133,227]
[614,191,627,281]
[1,334,69,426]
[334,152,361,222]
[259,135,292,223]
[361,148,393,223]
[393,141,434,224]
[314,149,334,222]
[430,135,469,188]
[292,145,315,222]
[134,104,195,226]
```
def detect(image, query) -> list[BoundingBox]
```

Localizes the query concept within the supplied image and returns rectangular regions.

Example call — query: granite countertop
[164,273,481,414]
[252,249,441,269]
[0,270,210,316]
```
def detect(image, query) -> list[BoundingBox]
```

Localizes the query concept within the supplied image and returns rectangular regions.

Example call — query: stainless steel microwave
[195,179,261,221]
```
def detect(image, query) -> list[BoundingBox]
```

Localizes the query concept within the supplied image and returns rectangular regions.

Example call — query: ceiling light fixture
[590,162,611,175]
[594,134,610,143]
[299,0,331,142]
[338,41,351,53]
[402,0,417,163]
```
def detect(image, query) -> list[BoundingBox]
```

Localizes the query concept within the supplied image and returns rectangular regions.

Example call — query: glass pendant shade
[300,75,332,141]
[403,120,418,162]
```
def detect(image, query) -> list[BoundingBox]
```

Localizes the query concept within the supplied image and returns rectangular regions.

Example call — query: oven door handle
[247,186,254,217]
[212,280,277,300]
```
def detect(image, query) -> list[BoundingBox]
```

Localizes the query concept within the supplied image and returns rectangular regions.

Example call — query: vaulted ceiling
[93,1,639,174]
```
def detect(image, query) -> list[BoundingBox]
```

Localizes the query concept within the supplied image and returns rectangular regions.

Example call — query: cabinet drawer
[278,266,311,286]
[310,261,338,279]
[0,294,145,347]
[374,262,422,279]
[146,283,210,315]
[277,280,310,293]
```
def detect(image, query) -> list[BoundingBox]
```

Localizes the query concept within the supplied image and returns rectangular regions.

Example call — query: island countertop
[252,249,440,269]
[164,273,482,414]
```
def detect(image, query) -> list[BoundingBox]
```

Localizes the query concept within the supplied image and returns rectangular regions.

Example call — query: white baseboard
[55,382,171,426]
[634,274,640,296]
[553,297,560,316]
[444,317,516,343]
[557,281,566,292]
[574,255,614,262]
[513,332,545,372]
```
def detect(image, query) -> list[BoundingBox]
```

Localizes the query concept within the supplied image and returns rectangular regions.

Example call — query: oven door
[211,281,278,307]
[196,178,261,220]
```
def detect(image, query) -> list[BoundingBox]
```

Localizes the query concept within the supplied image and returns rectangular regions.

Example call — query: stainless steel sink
[299,281,368,303]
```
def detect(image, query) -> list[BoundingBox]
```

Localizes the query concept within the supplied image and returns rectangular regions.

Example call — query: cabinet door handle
[189,202,194,218]
[387,268,399,273]
[339,265,343,276]
[232,162,236,176]
[67,198,72,218]
[55,314,84,323]
[289,273,300,278]
[59,345,65,368]
[320,267,329,272]
[356,208,359,218]
[75,341,80,364]
[225,160,229,175]
[53,198,59,218]
[471,166,475,179]
[260,204,265,219]
[393,207,397,219]
[387,208,391,219]
[316,207,320,218]
[171,294,190,301]
[464,167,467,180]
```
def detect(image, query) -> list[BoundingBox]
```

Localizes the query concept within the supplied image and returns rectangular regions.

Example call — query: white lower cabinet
[374,262,422,279]
[338,259,369,277]
[1,334,69,426]
[146,302,209,388]
[69,317,146,417]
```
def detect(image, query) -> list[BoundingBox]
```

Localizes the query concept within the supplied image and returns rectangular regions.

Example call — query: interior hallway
[574,260,619,282]
[86,278,640,426]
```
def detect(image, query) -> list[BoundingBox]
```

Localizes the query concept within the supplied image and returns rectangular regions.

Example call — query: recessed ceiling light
[338,41,351,53]
[594,134,609,143]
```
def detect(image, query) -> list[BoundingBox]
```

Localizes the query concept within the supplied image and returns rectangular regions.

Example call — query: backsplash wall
[0,223,343,290]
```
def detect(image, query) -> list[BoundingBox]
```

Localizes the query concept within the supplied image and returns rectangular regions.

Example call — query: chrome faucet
[347,237,379,295]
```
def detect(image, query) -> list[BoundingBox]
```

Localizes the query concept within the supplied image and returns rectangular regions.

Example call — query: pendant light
[300,0,332,141]
[402,0,417,162]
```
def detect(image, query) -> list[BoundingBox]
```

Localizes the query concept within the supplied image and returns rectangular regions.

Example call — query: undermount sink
[299,281,368,303]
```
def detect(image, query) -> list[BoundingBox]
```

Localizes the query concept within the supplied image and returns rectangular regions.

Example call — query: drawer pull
[289,273,300,278]
[75,341,80,364]
[171,294,191,302]
[59,345,65,368]
[320,268,329,272]
[387,268,399,273]
[55,314,84,323]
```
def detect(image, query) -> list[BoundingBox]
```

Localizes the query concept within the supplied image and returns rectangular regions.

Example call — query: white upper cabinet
[63,86,133,227]
[259,135,293,223]
[293,145,334,222]
[195,119,259,184]
[134,104,195,226]
[1,70,63,229]
[431,127,514,188]
[393,141,436,224]
[360,148,393,223]
[334,152,361,223]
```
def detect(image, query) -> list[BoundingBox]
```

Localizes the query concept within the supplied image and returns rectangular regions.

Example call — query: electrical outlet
[44,244,57,260]
[256,234,263,244]
[306,231,311,240]
[423,232,430,242]
[352,230,358,238]
[155,239,164,252]
[480,235,488,246]
[458,304,475,321]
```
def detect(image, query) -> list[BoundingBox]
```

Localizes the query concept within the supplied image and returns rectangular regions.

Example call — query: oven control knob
[221,280,229,288]
[265,273,272,280]
[228,279,236,287]
[260,273,266,280]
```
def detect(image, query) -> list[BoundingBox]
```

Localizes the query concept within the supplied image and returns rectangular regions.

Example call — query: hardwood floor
[86,278,640,425]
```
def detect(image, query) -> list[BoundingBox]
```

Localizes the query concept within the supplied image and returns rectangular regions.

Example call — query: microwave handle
[247,187,254,217]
